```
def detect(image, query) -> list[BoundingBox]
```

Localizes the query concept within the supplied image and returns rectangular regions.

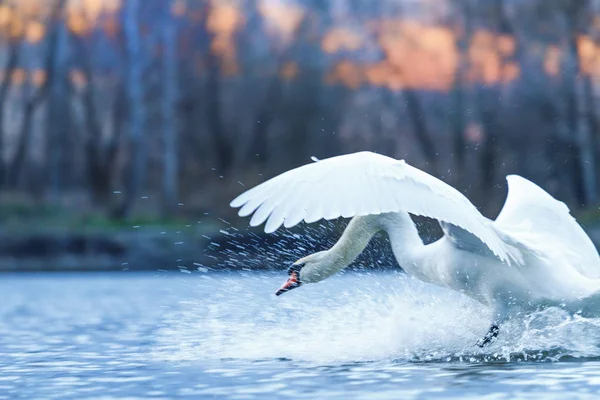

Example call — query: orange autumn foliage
[207,1,245,76]
[280,61,299,80]
[322,27,364,53]
[2,0,600,92]
[258,0,304,42]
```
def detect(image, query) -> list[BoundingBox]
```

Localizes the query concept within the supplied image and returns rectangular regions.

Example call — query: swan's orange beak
[275,270,301,296]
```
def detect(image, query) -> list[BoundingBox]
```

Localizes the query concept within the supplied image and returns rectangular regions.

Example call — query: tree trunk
[8,101,36,188]
[450,69,466,185]
[477,89,500,199]
[162,2,179,216]
[107,83,126,218]
[7,0,66,189]
[117,0,145,219]
[0,32,21,188]
[71,30,121,207]
[206,54,232,174]
[403,88,437,173]
[82,76,112,205]
[449,0,473,188]
[476,0,509,207]
[540,100,569,198]
[565,26,596,206]
[575,74,597,206]
[45,17,69,199]
[584,73,600,193]
[249,81,279,167]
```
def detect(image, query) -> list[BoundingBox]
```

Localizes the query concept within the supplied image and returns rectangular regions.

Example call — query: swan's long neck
[379,212,425,270]
[301,212,425,283]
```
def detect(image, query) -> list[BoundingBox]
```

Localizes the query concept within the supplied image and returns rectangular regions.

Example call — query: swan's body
[230,151,600,345]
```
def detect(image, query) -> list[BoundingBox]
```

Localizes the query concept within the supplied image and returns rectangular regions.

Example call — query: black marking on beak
[287,264,303,275]
[276,264,303,296]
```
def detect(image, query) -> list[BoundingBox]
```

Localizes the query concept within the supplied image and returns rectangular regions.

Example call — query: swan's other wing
[494,175,600,278]
[439,221,498,259]
[231,151,522,265]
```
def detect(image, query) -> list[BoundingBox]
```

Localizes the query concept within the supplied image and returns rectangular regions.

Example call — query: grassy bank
[2,197,600,273]
[0,197,229,272]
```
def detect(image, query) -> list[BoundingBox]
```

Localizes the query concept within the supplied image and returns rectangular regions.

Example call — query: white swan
[230,151,600,346]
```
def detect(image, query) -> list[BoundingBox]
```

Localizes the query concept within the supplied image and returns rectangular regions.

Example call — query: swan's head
[275,251,336,296]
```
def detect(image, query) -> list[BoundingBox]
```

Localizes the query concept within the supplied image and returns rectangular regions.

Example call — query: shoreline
[1,221,600,272]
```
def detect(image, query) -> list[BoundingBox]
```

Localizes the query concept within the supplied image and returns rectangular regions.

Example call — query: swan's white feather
[230,151,522,265]
[494,175,600,279]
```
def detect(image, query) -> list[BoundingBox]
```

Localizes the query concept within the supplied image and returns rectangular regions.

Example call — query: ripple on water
[3,272,600,399]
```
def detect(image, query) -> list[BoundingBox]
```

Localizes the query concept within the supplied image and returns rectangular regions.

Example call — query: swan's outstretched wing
[231,151,522,265]
[494,175,600,278]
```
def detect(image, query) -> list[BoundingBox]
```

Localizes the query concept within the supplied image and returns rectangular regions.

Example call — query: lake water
[2,271,600,399]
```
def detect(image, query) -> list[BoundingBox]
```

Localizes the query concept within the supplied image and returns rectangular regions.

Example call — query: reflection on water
[1,272,600,399]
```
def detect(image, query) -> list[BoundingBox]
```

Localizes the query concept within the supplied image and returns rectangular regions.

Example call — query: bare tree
[473,0,512,204]
[402,87,437,173]
[162,0,179,215]
[0,0,598,225]
[7,0,67,189]
[382,5,438,174]
[45,6,70,198]
[116,0,145,219]
[563,0,597,206]
[71,26,122,207]
[0,3,22,188]
[448,0,473,188]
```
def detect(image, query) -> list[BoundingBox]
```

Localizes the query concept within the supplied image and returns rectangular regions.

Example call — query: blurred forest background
[2,0,600,271]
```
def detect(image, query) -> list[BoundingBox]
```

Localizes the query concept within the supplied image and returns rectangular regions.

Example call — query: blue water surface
[1,271,600,399]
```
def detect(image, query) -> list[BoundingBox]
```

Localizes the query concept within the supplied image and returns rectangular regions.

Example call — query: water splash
[152,271,600,364]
